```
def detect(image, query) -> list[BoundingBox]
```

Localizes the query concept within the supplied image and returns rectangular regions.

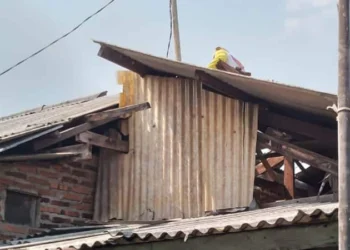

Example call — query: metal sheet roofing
[95,41,337,122]
[2,202,338,250]
[0,92,119,144]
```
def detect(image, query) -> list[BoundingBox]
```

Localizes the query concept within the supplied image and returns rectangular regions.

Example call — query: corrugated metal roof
[94,73,258,221]
[0,92,119,143]
[2,202,338,250]
[94,41,337,122]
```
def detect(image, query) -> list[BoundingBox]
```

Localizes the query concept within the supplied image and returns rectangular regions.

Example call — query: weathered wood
[0,152,79,162]
[100,222,338,250]
[45,144,92,161]
[259,110,337,144]
[87,102,151,122]
[261,194,338,208]
[255,156,284,175]
[33,103,140,151]
[76,131,129,153]
[98,45,174,78]
[196,70,262,103]
[257,132,338,176]
[284,157,295,199]
[256,149,277,181]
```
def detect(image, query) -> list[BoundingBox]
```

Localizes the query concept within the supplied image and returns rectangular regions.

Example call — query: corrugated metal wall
[95,71,258,221]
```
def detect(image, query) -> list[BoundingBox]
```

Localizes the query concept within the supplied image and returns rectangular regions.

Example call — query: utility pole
[171,0,182,61]
[338,0,350,249]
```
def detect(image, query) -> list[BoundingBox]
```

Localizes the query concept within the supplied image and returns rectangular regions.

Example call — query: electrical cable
[166,0,173,58]
[0,0,115,77]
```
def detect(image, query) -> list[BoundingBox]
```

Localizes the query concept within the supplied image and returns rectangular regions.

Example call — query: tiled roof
[0,92,119,144]
[2,202,338,250]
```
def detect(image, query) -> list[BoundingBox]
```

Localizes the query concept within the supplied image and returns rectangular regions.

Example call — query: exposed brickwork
[0,161,97,239]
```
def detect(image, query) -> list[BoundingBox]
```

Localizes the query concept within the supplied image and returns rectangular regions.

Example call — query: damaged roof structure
[0,42,340,249]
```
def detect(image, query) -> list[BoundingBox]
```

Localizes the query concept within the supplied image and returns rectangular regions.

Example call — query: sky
[0,0,338,116]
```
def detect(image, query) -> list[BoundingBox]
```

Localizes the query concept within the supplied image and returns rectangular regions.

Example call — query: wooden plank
[284,157,295,199]
[86,102,151,122]
[255,156,284,175]
[259,110,337,144]
[257,132,338,176]
[45,144,92,161]
[33,102,146,151]
[196,70,263,104]
[0,152,79,162]
[261,194,338,208]
[76,131,129,153]
[256,149,278,181]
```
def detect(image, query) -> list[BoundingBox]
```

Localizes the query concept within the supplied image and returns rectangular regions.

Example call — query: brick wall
[0,160,97,240]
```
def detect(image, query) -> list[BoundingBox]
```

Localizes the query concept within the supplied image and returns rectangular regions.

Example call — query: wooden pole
[338,0,350,249]
[171,0,182,61]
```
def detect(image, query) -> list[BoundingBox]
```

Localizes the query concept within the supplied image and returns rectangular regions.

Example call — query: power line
[166,0,173,58]
[0,0,115,77]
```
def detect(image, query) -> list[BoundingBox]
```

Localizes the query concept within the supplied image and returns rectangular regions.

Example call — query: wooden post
[338,0,350,249]
[171,0,182,61]
[284,157,295,199]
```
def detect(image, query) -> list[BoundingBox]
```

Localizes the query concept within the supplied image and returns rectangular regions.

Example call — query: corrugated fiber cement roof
[2,202,338,250]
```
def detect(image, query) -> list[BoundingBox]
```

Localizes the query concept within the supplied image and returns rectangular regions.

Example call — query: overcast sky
[0,0,338,116]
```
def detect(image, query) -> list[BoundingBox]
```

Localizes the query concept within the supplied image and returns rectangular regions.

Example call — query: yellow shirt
[207,49,229,69]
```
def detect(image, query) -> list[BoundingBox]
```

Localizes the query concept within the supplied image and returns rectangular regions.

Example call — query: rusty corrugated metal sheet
[100,72,258,221]
[3,202,338,250]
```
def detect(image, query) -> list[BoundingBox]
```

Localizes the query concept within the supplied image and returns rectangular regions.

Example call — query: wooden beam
[76,131,129,153]
[284,157,295,199]
[255,156,284,175]
[196,70,262,103]
[33,103,145,151]
[257,132,338,176]
[259,110,337,144]
[0,152,80,162]
[98,46,174,78]
[86,102,151,122]
[45,144,92,161]
[256,150,278,181]
[261,194,338,208]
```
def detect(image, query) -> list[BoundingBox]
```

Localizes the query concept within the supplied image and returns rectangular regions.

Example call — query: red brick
[16,166,37,174]
[52,164,71,173]
[1,224,28,234]
[61,176,78,184]
[40,223,56,229]
[52,217,71,224]
[50,181,59,189]
[5,171,27,180]
[38,189,57,197]
[73,203,92,211]
[81,213,93,220]
[40,197,50,203]
[28,176,49,186]
[58,183,69,191]
[51,200,70,207]
[16,182,35,190]
[72,170,88,178]
[40,206,61,214]
[41,214,50,220]
[38,170,57,179]
[65,210,80,218]
[63,193,82,202]
[80,180,95,187]
[82,196,94,204]
[0,178,13,186]
[71,185,92,195]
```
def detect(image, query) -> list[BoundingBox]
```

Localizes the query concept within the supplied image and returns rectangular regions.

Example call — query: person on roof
[207,47,247,75]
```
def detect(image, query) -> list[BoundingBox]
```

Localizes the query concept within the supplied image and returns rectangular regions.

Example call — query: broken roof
[94,41,337,124]
[2,202,338,250]
[0,92,119,145]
